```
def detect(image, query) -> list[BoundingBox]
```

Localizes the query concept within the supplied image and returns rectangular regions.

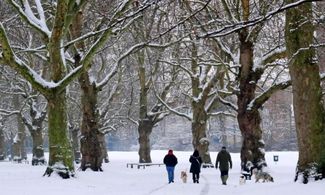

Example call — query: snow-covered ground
[0,151,324,195]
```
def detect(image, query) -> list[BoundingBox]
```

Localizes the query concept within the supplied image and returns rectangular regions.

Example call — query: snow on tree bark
[285,0,325,183]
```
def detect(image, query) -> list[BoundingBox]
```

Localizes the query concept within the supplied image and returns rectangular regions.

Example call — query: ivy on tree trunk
[44,94,74,178]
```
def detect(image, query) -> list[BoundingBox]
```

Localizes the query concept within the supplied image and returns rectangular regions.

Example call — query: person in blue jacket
[163,149,178,183]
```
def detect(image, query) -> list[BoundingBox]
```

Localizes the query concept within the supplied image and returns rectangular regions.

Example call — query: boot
[221,175,228,185]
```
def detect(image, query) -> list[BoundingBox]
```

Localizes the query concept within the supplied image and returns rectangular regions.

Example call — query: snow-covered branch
[0,23,52,95]
[201,0,322,38]
[289,43,325,63]
[159,60,194,78]
[208,111,236,118]
[151,0,212,41]
[261,47,286,65]
[154,86,192,121]
[248,79,292,111]
[8,0,50,37]
[0,109,20,116]
[217,95,238,112]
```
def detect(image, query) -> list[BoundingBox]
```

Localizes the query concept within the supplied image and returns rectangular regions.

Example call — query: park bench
[126,162,164,169]
[202,163,214,168]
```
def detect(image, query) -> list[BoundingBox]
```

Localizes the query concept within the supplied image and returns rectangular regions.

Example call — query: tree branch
[249,79,292,111]
[201,0,323,38]
[0,23,50,96]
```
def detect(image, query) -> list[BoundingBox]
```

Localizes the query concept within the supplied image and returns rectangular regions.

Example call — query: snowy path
[1,151,325,195]
[145,183,169,195]
[200,175,210,195]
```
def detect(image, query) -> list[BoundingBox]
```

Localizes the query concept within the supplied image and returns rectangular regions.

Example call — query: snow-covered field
[0,151,324,195]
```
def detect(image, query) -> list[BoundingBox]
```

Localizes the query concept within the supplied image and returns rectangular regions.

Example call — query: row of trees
[0,0,324,183]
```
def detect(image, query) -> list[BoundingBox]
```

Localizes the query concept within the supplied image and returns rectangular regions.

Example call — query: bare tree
[0,0,150,178]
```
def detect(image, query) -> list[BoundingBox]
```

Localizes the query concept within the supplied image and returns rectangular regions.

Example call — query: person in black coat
[163,149,178,183]
[189,149,202,183]
[215,146,232,185]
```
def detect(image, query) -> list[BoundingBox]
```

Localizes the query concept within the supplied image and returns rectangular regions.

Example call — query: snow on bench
[126,163,164,169]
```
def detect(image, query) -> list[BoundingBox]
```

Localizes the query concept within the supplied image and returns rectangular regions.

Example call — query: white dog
[180,171,188,183]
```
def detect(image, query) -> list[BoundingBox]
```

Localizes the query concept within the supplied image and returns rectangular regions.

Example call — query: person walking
[189,149,202,183]
[215,146,232,185]
[163,149,178,183]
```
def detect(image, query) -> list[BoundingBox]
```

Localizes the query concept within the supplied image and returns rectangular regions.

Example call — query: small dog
[252,169,274,183]
[180,171,188,183]
[239,175,246,185]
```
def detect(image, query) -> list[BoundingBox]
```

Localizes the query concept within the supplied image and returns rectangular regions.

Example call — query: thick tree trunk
[285,1,325,183]
[237,34,267,172]
[69,7,102,171]
[138,120,153,163]
[31,128,45,165]
[79,72,103,171]
[192,102,211,163]
[238,108,266,170]
[44,95,74,178]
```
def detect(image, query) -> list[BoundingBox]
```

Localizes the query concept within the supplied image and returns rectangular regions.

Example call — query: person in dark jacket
[189,149,202,183]
[215,146,232,185]
[163,149,178,183]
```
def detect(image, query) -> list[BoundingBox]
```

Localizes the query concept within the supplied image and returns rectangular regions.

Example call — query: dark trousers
[192,172,200,183]
[220,170,229,176]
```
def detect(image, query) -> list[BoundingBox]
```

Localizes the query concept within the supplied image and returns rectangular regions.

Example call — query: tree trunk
[70,126,81,164]
[12,95,26,162]
[192,102,211,163]
[45,95,74,178]
[79,72,103,171]
[285,1,325,183]
[138,120,153,163]
[238,108,266,170]
[23,105,46,166]
[219,115,227,147]
[30,128,45,165]
[98,133,109,163]
[0,126,4,160]
[237,34,266,172]
[42,0,75,178]
[69,7,103,171]
[12,137,21,162]
[18,117,27,160]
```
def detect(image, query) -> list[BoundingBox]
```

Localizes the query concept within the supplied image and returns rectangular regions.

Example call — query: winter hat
[168,149,173,155]
[193,150,199,157]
